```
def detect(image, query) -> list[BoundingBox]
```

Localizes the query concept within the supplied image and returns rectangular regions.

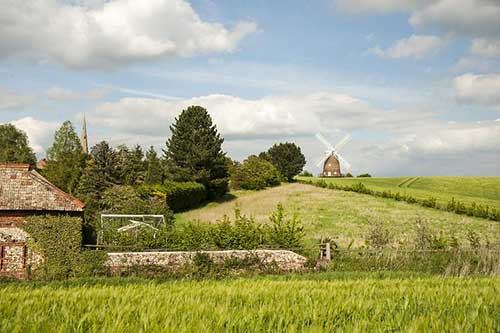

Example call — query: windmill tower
[315,133,351,177]
[81,113,88,154]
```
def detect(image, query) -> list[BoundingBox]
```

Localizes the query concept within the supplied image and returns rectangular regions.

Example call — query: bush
[267,203,305,250]
[163,181,207,212]
[231,155,282,190]
[357,173,372,178]
[211,209,264,250]
[344,173,353,177]
[299,170,313,177]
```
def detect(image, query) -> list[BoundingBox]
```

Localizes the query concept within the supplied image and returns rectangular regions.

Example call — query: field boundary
[299,179,500,222]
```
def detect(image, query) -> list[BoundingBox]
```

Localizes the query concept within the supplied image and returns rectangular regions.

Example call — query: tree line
[0,105,306,216]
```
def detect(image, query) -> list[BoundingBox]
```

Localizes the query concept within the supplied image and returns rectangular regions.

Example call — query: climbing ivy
[22,215,106,280]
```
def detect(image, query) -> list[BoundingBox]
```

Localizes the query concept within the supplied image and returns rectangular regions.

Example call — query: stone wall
[106,250,307,272]
[0,226,42,276]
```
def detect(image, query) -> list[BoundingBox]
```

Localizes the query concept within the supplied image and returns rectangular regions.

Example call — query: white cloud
[335,0,419,14]
[454,73,500,105]
[9,117,59,154]
[409,0,500,36]
[470,38,500,58]
[452,57,491,73]
[90,92,435,139]
[372,35,442,59]
[0,88,35,110]
[0,0,257,68]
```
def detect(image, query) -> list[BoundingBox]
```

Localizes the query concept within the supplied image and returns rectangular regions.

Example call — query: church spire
[81,113,88,154]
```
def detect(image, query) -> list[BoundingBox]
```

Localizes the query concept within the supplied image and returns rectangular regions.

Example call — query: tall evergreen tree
[0,123,37,167]
[266,142,306,182]
[116,144,145,186]
[89,141,119,188]
[164,105,229,198]
[145,146,162,184]
[43,121,86,193]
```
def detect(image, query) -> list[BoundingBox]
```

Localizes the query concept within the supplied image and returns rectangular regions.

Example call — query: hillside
[177,183,500,249]
[297,176,500,211]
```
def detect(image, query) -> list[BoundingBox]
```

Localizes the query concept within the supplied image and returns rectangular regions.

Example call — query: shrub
[162,181,207,212]
[299,170,313,177]
[344,173,353,177]
[211,209,264,250]
[365,222,392,249]
[231,156,282,190]
[357,173,372,178]
[267,203,305,251]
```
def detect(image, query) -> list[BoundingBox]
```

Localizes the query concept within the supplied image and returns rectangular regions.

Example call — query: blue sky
[1,0,500,176]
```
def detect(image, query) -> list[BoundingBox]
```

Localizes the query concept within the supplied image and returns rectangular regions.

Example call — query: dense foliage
[144,146,162,184]
[263,142,306,182]
[164,106,229,199]
[97,205,306,252]
[231,155,282,190]
[0,123,37,167]
[42,121,86,194]
[138,181,207,213]
[22,215,107,280]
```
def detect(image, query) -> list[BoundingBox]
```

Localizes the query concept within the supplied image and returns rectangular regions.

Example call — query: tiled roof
[0,164,84,212]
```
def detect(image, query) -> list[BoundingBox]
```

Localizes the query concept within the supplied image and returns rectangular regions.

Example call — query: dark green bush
[231,155,282,190]
[357,173,372,178]
[163,181,207,212]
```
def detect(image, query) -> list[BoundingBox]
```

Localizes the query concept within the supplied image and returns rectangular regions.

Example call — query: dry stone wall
[106,250,307,272]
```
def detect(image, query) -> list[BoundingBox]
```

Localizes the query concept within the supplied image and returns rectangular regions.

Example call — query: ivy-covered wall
[22,215,106,279]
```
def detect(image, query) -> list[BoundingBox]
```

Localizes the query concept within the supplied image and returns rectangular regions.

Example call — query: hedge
[300,179,500,222]
[163,181,207,212]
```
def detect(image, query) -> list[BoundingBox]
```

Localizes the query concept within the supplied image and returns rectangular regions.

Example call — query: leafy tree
[116,144,145,186]
[265,142,306,182]
[43,121,86,193]
[0,123,37,167]
[231,155,282,190]
[144,146,162,184]
[164,105,229,198]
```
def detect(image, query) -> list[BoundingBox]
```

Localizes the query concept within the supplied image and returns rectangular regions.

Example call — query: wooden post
[319,240,331,261]
[325,242,331,261]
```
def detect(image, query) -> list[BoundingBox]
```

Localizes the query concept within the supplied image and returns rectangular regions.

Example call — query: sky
[1,0,500,176]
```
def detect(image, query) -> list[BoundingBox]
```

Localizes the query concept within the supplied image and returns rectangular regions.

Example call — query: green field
[297,176,500,211]
[1,273,498,332]
[178,183,500,249]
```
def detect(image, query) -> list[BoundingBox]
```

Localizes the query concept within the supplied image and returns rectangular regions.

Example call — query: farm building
[0,164,85,277]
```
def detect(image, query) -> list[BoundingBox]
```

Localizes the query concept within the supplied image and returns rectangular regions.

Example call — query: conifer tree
[0,123,37,167]
[164,105,229,198]
[116,144,145,186]
[43,121,86,193]
[145,146,162,184]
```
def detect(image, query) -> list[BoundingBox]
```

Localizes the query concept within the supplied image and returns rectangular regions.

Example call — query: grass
[178,183,500,250]
[297,176,500,210]
[1,273,499,332]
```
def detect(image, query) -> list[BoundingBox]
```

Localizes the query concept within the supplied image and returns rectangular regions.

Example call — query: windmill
[315,133,352,177]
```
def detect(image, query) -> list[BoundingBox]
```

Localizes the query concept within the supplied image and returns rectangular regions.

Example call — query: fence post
[319,240,331,261]
[325,242,331,261]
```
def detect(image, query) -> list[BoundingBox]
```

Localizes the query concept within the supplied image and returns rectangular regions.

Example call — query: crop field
[297,176,500,211]
[1,273,498,332]
[178,183,500,249]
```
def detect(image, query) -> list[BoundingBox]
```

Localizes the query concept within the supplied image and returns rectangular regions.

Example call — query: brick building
[0,164,84,277]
